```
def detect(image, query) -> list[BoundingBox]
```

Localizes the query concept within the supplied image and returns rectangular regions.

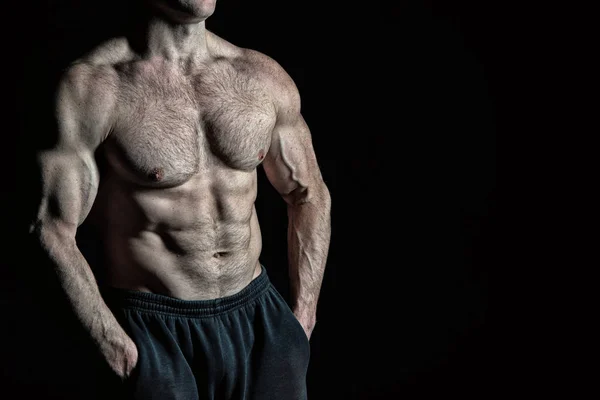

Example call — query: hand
[97,332,139,381]
[293,309,317,340]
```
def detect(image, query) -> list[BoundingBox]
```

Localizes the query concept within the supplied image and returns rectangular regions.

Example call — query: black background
[3,1,496,399]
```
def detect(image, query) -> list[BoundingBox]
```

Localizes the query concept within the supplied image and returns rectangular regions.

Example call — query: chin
[149,0,217,23]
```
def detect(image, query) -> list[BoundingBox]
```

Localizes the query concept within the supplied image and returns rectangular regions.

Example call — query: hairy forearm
[287,186,331,324]
[34,227,129,348]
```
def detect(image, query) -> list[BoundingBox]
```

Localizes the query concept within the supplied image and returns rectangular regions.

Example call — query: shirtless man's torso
[31,1,330,394]
[87,35,276,300]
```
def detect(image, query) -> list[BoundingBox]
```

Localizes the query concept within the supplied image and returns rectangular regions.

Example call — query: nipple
[258,149,265,161]
[148,167,164,182]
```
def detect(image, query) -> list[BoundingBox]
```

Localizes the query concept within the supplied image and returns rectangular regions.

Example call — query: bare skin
[29,0,331,381]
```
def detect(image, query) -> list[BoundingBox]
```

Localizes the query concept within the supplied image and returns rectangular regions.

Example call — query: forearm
[35,227,129,348]
[287,186,331,323]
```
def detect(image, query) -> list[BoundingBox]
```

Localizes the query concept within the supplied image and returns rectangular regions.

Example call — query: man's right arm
[28,64,137,380]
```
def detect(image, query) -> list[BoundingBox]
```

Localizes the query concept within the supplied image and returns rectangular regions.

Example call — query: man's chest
[103,60,276,186]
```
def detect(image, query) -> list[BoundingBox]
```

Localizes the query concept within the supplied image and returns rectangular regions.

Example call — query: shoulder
[59,37,130,102]
[58,61,119,120]
[56,62,119,146]
[59,36,128,98]
[76,36,135,67]
[241,48,301,115]
[59,62,118,100]
[207,32,301,114]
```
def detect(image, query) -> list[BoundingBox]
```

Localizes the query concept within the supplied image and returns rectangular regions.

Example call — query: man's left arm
[261,63,331,340]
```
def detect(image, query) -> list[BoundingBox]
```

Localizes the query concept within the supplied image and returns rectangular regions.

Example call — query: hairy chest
[104,60,276,187]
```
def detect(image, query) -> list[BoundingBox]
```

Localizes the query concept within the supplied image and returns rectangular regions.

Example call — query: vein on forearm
[287,190,331,312]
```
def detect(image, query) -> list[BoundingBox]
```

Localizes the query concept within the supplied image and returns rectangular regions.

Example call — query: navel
[148,167,164,182]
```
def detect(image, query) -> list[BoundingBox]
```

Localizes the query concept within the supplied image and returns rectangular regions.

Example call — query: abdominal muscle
[90,168,264,301]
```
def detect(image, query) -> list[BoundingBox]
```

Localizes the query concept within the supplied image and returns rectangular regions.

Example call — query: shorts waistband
[100,265,271,318]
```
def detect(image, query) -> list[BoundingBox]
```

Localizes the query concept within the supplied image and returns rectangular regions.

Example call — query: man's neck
[135,11,210,66]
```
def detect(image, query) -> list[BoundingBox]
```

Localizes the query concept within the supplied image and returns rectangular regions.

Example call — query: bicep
[32,66,107,238]
[251,51,326,204]
[34,147,100,238]
[262,115,325,205]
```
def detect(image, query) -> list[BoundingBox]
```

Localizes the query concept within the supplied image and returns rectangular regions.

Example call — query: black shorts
[100,266,310,400]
